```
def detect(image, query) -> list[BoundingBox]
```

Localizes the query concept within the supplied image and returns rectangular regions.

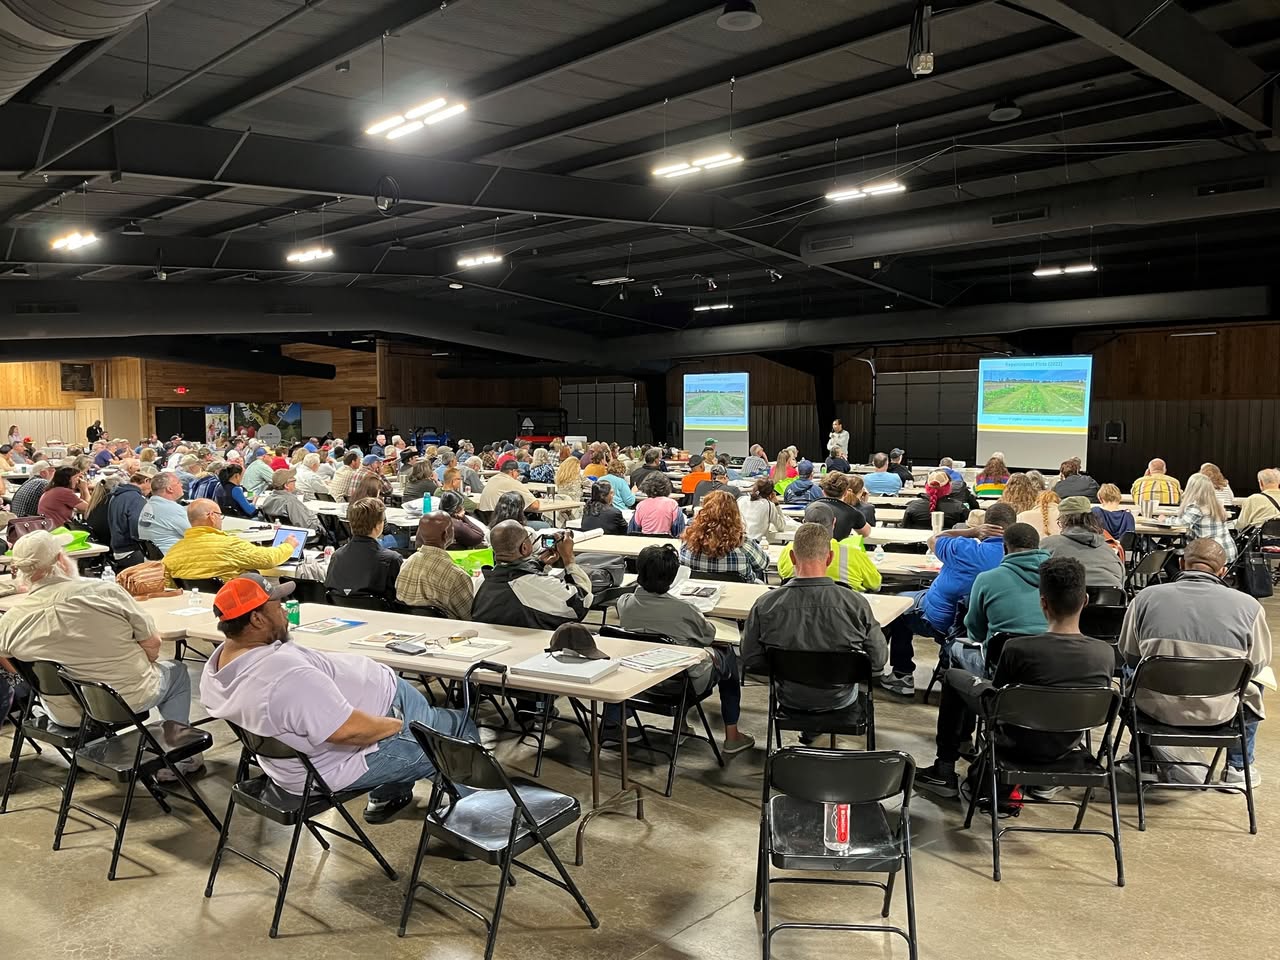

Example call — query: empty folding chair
[754,747,918,960]
[962,684,1124,885]
[204,721,399,938]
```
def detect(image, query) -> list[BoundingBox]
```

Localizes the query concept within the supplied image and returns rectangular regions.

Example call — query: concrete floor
[3,603,1278,960]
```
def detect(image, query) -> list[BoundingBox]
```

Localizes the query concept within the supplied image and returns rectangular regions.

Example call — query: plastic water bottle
[100,566,115,583]
[188,588,201,608]
[823,801,851,853]
[873,543,885,565]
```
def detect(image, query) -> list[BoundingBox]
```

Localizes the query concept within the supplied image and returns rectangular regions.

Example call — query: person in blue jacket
[782,459,824,504]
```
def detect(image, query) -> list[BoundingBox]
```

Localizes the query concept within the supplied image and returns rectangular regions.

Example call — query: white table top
[0,542,109,567]
[615,575,912,624]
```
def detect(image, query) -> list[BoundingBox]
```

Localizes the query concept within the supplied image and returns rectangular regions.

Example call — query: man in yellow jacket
[163,499,300,586]
[776,501,882,592]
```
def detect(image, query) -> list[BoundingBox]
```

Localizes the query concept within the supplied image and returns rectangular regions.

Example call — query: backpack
[577,553,625,594]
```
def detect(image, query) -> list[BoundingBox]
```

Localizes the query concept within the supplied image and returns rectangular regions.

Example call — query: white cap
[9,530,74,576]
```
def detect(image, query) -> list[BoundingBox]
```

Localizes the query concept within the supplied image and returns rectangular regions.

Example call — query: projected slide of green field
[982,381,1087,417]
[686,391,746,419]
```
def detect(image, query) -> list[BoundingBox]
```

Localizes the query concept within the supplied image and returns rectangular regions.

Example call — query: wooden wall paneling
[280,344,377,440]
[103,357,145,399]
[379,342,558,409]
[142,358,281,434]
[0,360,104,408]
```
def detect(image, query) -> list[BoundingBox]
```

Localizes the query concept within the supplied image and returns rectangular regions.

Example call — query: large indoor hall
[2,2,1279,959]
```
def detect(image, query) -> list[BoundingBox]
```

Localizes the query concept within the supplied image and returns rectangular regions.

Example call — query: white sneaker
[155,753,204,782]
[1221,765,1262,786]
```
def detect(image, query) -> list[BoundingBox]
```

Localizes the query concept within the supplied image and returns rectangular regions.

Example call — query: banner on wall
[204,405,231,446]
[232,402,303,446]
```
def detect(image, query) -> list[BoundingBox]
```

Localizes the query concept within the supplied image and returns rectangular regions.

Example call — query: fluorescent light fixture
[351,338,371,344]
[424,103,466,124]
[448,282,464,289]
[431,352,450,357]
[591,276,634,286]
[51,231,97,251]
[653,152,745,178]
[386,120,423,140]
[286,247,334,264]
[404,97,446,120]
[1033,262,1096,277]
[693,302,732,312]
[864,181,906,195]
[1169,330,1217,338]
[825,188,865,201]
[365,115,406,136]
[457,253,503,268]
[826,180,904,201]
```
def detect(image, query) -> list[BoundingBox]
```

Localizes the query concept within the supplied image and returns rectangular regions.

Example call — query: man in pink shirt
[200,575,477,823]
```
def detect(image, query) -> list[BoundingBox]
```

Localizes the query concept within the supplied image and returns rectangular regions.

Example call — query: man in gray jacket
[1040,496,1125,588]
[1118,538,1272,785]
[742,522,886,744]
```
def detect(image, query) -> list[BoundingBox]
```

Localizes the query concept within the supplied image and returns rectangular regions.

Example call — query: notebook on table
[510,652,620,684]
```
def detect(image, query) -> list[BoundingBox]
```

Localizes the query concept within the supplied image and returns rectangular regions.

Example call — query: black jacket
[1053,473,1100,501]
[106,483,147,553]
[903,486,978,530]
[324,536,404,604]
[472,559,592,631]
[581,506,627,535]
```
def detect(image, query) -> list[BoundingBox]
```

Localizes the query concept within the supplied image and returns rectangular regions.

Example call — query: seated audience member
[294,453,330,499]
[138,471,189,555]
[741,444,770,478]
[681,454,710,495]
[403,459,439,502]
[690,462,734,508]
[843,472,877,527]
[489,491,539,546]
[887,448,914,485]
[83,476,118,544]
[1171,473,1237,564]
[616,544,754,754]
[1237,468,1280,530]
[441,448,487,495]
[882,503,1017,697]
[425,490,488,549]
[581,480,627,535]
[915,557,1117,799]
[777,502,881,592]
[629,472,687,535]
[397,450,419,479]
[351,456,393,500]
[738,477,789,541]
[528,448,556,484]
[38,466,91,527]
[679,490,769,583]
[629,447,664,489]
[257,468,322,536]
[863,452,904,495]
[1018,489,1061,537]
[396,512,475,620]
[742,522,886,743]
[783,459,824,504]
[188,461,222,501]
[1054,457,1099,500]
[242,447,275,496]
[163,499,297,585]
[323,497,403,604]
[328,450,361,499]
[555,455,589,520]
[9,461,54,517]
[1199,462,1235,503]
[770,448,798,496]
[963,522,1050,656]
[0,532,201,772]
[1092,483,1136,540]
[825,447,851,474]
[1041,496,1126,587]
[268,445,290,471]
[1118,539,1271,784]
[107,472,152,569]
[903,470,976,530]
[213,464,256,519]
[815,471,871,540]
[92,441,118,469]
[438,467,479,514]
[200,574,477,822]
[477,457,541,517]
[600,459,636,509]
[583,449,608,479]
[974,453,1010,497]
[175,454,201,497]
[473,521,592,632]
[938,457,965,487]
[1131,457,1182,506]
[999,472,1039,516]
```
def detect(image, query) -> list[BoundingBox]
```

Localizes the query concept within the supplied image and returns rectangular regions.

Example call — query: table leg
[575,698,646,866]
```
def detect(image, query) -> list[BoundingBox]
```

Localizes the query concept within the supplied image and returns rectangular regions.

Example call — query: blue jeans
[1227,710,1261,769]
[940,637,987,676]
[886,589,948,676]
[136,660,192,723]
[345,679,479,802]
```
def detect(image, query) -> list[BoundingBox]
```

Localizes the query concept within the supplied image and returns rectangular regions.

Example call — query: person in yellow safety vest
[775,501,881,593]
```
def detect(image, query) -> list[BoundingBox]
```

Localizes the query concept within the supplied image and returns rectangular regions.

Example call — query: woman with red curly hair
[679,490,769,583]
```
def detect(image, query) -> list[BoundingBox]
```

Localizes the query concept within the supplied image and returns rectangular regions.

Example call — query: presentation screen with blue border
[683,372,749,456]
[977,355,1092,468]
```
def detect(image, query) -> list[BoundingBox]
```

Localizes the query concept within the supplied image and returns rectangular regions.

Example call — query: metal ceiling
[0,0,1278,371]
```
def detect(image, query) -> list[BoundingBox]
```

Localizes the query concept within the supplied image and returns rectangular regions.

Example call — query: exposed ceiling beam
[180,0,467,125]
[0,335,337,378]
[1012,0,1277,134]
[444,1,992,163]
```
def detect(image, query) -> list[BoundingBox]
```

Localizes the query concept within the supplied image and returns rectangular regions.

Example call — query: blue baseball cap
[362,454,380,465]
[797,459,814,476]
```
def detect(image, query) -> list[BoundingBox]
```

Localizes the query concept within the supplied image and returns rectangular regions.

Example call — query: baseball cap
[9,530,74,576]
[547,622,610,661]
[1058,496,1093,516]
[704,437,718,446]
[796,458,814,476]
[710,463,728,478]
[213,573,295,621]
[362,454,380,466]
[271,468,297,489]
[180,454,201,468]
[890,447,905,458]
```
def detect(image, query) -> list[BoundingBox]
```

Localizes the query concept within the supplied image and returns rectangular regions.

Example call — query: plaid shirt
[740,455,770,477]
[394,545,476,620]
[1171,504,1238,564]
[679,538,769,583]
[1131,473,1182,506]
[348,466,392,498]
[328,464,356,499]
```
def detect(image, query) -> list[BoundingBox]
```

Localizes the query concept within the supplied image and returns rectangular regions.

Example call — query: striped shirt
[1131,473,1181,506]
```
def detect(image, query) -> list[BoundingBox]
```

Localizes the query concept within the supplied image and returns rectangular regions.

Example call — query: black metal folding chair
[398,661,598,959]
[923,599,969,704]
[1080,587,1127,643]
[754,748,918,960]
[597,625,725,797]
[281,575,325,605]
[54,668,219,880]
[1115,655,1257,834]
[588,582,638,626]
[1125,547,1174,596]
[204,721,399,938]
[963,684,1124,885]
[324,588,403,612]
[762,648,877,752]
[141,540,165,562]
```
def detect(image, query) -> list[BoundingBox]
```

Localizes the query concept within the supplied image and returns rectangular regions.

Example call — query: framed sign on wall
[60,363,95,393]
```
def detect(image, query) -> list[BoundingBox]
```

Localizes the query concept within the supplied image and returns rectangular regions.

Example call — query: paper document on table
[350,631,425,649]
[511,652,620,683]
[1255,666,1277,692]
[295,617,367,635]
[421,638,512,661]
[168,606,212,617]
[620,648,700,673]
